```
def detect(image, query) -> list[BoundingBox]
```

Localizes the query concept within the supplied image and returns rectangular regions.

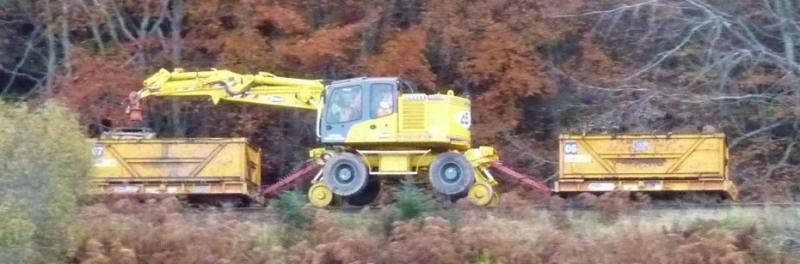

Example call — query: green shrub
[0,101,91,263]
[0,204,36,262]
[440,206,462,228]
[393,177,436,220]
[273,189,308,228]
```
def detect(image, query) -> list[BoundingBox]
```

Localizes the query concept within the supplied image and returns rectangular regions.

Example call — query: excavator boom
[136,68,325,110]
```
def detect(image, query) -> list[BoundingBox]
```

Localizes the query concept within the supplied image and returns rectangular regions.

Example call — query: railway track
[177,201,800,216]
[645,202,800,209]
[105,193,799,218]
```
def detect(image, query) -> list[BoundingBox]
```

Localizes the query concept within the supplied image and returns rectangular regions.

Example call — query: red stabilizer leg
[489,162,550,191]
[262,162,322,198]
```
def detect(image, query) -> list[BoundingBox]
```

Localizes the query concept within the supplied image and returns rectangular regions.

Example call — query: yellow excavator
[128,68,546,207]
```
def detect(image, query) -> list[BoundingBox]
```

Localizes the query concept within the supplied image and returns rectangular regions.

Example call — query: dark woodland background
[2,0,800,201]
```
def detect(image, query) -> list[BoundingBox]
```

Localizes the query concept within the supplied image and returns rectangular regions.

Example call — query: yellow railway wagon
[556,133,738,199]
[89,138,261,202]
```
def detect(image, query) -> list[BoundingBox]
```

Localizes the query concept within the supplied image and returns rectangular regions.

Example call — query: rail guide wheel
[467,182,495,206]
[490,192,500,206]
[308,182,334,207]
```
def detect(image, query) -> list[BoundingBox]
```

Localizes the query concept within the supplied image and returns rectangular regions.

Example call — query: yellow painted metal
[89,138,260,197]
[475,167,499,187]
[355,147,497,177]
[489,193,500,206]
[309,147,333,162]
[557,133,737,199]
[346,113,399,143]
[379,154,410,172]
[555,179,738,199]
[358,150,430,175]
[468,182,494,206]
[465,146,499,167]
[308,182,334,207]
[393,93,472,150]
[140,68,324,109]
[345,93,472,150]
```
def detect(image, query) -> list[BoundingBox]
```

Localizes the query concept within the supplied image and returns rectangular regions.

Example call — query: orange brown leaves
[459,23,551,97]
[386,217,460,264]
[217,28,275,72]
[421,0,564,142]
[275,22,368,74]
[566,40,624,82]
[251,4,308,35]
[287,210,381,264]
[121,0,169,17]
[182,0,229,54]
[364,28,436,90]
[460,24,554,142]
[49,48,143,127]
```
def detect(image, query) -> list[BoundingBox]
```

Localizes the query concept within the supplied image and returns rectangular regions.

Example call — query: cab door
[320,84,366,144]
[362,83,398,143]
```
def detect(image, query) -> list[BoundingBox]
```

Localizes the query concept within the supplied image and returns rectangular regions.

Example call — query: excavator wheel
[308,182,334,207]
[323,152,369,197]
[344,176,381,206]
[467,182,494,206]
[429,152,475,196]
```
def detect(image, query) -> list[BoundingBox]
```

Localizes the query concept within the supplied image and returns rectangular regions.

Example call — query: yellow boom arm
[136,68,325,110]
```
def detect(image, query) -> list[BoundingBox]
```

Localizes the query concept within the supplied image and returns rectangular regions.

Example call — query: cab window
[371,83,396,118]
[326,86,363,123]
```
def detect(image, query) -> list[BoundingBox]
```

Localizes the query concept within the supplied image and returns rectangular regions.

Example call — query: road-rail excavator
[94,68,736,206]
[124,68,546,207]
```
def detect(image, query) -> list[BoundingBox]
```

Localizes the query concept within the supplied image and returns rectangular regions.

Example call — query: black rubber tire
[323,152,369,197]
[429,152,475,195]
[449,190,468,202]
[345,177,381,206]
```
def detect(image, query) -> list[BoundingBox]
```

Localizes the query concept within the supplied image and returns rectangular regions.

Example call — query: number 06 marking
[564,141,578,155]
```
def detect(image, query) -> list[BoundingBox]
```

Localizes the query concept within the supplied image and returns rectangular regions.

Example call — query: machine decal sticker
[564,154,592,163]
[564,141,578,155]
[632,140,650,152]
[113,185,139,193]
[587,182,615,191]
[563,141,592,163]
[324,134,345,141]
[93,159,118,167]
[92,144,105,158]
[455,111,471,129]
[194,185,211,193]
[264,95,285,103]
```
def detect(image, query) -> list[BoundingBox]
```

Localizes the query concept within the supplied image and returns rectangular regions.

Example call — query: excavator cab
[319,76,473,150]
[320,77,400,145]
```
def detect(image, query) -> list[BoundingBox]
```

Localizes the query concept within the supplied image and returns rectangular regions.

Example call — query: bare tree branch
[730,121,784,148]
[766,140,795,178]
[1,25,41,95]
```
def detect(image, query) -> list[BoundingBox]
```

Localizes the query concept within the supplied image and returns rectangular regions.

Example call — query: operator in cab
[329,87,362,123]
[375,88,394,117]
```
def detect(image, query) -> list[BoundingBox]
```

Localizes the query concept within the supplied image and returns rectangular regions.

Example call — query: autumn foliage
[49,48,143,128]
[1,0,798,200]
[74,198,798,263]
